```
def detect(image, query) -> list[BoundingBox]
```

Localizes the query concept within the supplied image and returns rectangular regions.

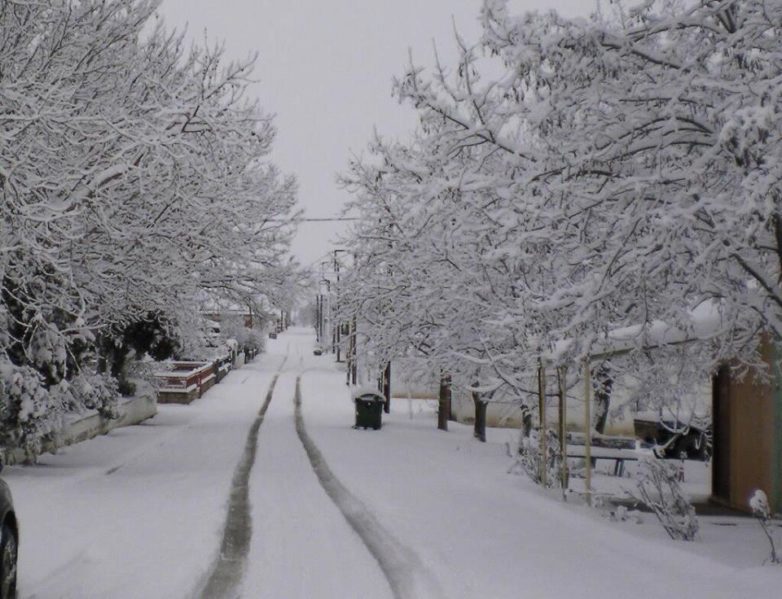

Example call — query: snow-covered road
[4,328,781,598]
[6,332,399,599]
[239,346,393,599]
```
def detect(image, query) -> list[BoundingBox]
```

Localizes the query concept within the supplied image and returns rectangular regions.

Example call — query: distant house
[201,308,256,329]
[712,337,782,514]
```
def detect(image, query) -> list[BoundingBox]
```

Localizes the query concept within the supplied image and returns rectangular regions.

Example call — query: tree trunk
[521,404,533,438]
[448,370,457,422]
[345,320,353,386]
[519,404,533,454]
[472,388,487,442]
[382,361,391,414]
[438,372,451,431]
[593,363,613,435]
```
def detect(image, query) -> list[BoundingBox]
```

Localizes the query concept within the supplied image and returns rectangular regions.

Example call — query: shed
[712,337,782,514]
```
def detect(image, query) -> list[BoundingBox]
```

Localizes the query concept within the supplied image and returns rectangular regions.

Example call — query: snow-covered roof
[543,301,726,365]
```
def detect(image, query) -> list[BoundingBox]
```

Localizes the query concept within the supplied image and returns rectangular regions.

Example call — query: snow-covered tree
[474,0,782,365]
[0,0,299,452]
[341,0,782,455]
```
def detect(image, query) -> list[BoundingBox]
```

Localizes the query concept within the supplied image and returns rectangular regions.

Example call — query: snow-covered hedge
[0,360,118,459]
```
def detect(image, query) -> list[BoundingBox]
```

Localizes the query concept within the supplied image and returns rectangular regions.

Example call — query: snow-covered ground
[3,328,781,598]
[6,352,286,598]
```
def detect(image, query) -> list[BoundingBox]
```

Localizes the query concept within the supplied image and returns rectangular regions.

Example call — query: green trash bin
[354,392,384,430]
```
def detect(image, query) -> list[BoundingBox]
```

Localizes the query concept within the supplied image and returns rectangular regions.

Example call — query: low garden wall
[1,392,158,466]
[155,361,216,404]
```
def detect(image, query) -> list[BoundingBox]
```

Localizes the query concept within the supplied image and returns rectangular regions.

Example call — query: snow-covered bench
[565,433,639,477]
[566,446,639,477]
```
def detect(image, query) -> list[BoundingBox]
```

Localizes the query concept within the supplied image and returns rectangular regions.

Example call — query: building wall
[390,358,709,433]
[390,359,526,427]
[713,339,782,513]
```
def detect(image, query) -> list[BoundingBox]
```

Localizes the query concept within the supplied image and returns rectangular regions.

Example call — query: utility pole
[315,294,320,343]
[333,249,346,363]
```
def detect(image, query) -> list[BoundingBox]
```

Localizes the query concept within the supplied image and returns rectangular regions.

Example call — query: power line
[300,217,359,222]
[269,217,359,222]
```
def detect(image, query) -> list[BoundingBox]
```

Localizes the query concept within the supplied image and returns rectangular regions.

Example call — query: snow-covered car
[0,476,17,599]
[634,417,712,460]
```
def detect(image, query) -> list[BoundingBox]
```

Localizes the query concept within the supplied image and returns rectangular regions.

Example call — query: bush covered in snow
[633,458,699,542]
[0,359,120,460]
[217,315,265,357]
[750,489,780,564]
[64,374,120,420]
[0,360,61,458]
[512,428,563,489]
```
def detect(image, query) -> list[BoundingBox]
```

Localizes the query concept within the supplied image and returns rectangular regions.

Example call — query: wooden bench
[564,433,640,477]
[566,446,640,477]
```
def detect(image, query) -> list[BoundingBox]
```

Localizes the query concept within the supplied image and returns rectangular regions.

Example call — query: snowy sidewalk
[294,332,782,599]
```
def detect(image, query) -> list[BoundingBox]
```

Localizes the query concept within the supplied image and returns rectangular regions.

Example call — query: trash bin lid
[351,386,385,402]
[355,393,384,402]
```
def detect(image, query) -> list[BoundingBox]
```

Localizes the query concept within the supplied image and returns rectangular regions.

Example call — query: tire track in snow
[197,360,285,599]
[293,376,444,599]
[104,359,272,479]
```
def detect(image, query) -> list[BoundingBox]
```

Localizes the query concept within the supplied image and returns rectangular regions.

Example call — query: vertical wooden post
[583,359,592,506]
[558,366,568,499]
[538,362,547,487]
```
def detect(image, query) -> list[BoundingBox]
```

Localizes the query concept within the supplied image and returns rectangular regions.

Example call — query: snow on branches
[0,0,298,452]
[339,0,782,420]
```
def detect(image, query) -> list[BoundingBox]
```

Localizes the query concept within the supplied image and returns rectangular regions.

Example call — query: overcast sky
[157,0,594,268]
